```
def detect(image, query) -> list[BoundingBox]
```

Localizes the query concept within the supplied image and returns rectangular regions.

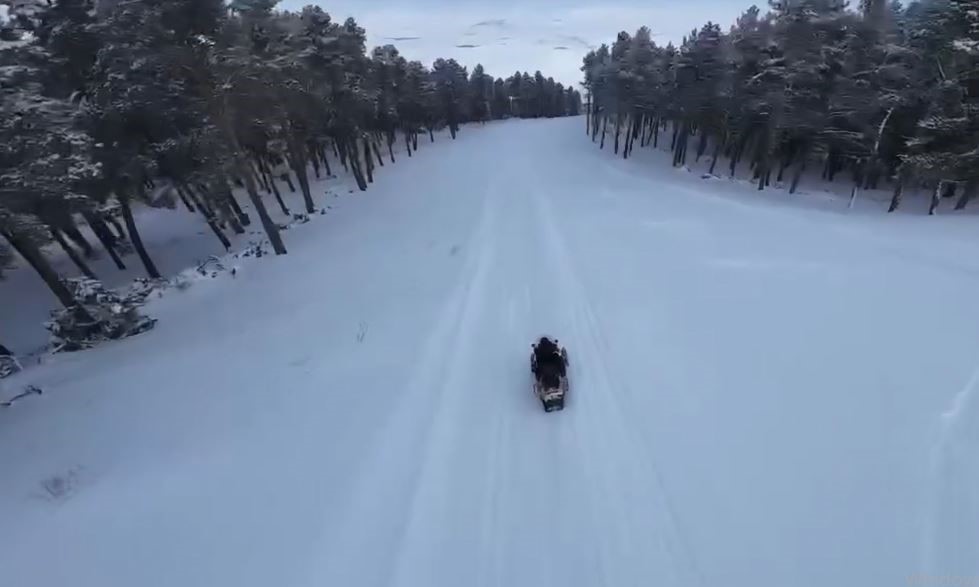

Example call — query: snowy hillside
[2,117,979,587]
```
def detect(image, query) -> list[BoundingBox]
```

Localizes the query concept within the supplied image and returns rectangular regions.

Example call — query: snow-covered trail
[3,117,979,587]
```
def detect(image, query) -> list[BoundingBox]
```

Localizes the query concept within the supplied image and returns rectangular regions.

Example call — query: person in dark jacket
[533,336,565,383]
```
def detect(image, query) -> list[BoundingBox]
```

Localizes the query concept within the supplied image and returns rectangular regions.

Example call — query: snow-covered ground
[2,116,979,587]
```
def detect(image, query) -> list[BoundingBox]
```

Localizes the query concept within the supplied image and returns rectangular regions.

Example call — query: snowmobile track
[532,185,705,586]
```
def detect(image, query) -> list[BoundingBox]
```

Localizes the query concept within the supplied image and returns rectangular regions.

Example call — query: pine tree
[1,0,578,351]
[584,0,979,210]
[469,64,492,122]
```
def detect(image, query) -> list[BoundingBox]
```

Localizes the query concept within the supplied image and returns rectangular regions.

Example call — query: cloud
[555,33,594,49]
[386,36,421,41]
[471,18,507,28]
[455,44,480,48]
[553,46,569,50]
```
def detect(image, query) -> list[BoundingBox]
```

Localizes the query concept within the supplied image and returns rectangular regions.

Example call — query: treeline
[0,0,581,332]
[582,0,978,213]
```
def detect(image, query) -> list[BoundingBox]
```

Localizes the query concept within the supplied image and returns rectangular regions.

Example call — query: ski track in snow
[922,364,979,578]
[3,117,979,587]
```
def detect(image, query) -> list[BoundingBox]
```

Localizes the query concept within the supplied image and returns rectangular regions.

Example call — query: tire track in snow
[384,189,501,587]
[305,187,497,587]
[920,364,979,577]
[531,185,704,587]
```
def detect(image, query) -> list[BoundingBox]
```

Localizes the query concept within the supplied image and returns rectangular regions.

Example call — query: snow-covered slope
[2,117,979,587]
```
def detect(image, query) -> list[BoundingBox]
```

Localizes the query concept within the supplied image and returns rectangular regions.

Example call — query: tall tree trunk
[680,126,691,166]
[755,132,770,190]
[61,224,95,258]
[708,141,722,175]
[789,158,807,194]
[281,172,297,193]
[257,164,289,215]
[254,161,272,194]
[309,151,321,178]
[954,179,978,210]
[81,211,126,270]
[207,181,245,235]
[776,156,789,183]
[673,123,688,167]
[191,184,231,245]
[888,167,908,212]
[176,186,196,212]
[387,132,396,163]
[336,138,349,172]
[622,117,631,159]
[586,95,591,136]
[215,193,245,235]
[928,181,942,216]
[321,149,333,177]
[291,157,315,214]
[119,196,161,279]
[51,228,97,280]
[345,139,368,191]
[221,182,250,227]
[238,159,287,254]
[372,140,384,167]
[696,131,709,161]
[429,128,435,142]
[271,181,289,215]
[412,133,418,150]
[179,184,231,250]
[600,116,608,150]
[732,131,753,178]
[286,139,316,214]
[613,114,622,155]
[105,215,126,240]
[405,131,413,157]
[363,136,375,184]
[2,229,93,321]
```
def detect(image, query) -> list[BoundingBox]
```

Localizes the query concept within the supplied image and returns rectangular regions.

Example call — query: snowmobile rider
[534,337,566,379]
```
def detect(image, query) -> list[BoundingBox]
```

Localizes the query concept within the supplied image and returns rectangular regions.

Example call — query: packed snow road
[3,117,979,587]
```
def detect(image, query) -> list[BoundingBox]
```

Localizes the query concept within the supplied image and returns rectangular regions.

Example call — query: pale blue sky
[278,0,750,87]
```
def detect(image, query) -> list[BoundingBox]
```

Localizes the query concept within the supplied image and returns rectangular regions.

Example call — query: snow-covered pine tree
[583,0,978,211]
[491,77,510,120]
[468,64,492,123]
[0,5,99,317]
[433,58,469,139]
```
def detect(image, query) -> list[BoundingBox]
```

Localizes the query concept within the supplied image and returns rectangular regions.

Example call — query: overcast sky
[278,0,749,87]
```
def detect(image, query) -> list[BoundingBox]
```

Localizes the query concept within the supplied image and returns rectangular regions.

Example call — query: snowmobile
[530,337,569,412]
